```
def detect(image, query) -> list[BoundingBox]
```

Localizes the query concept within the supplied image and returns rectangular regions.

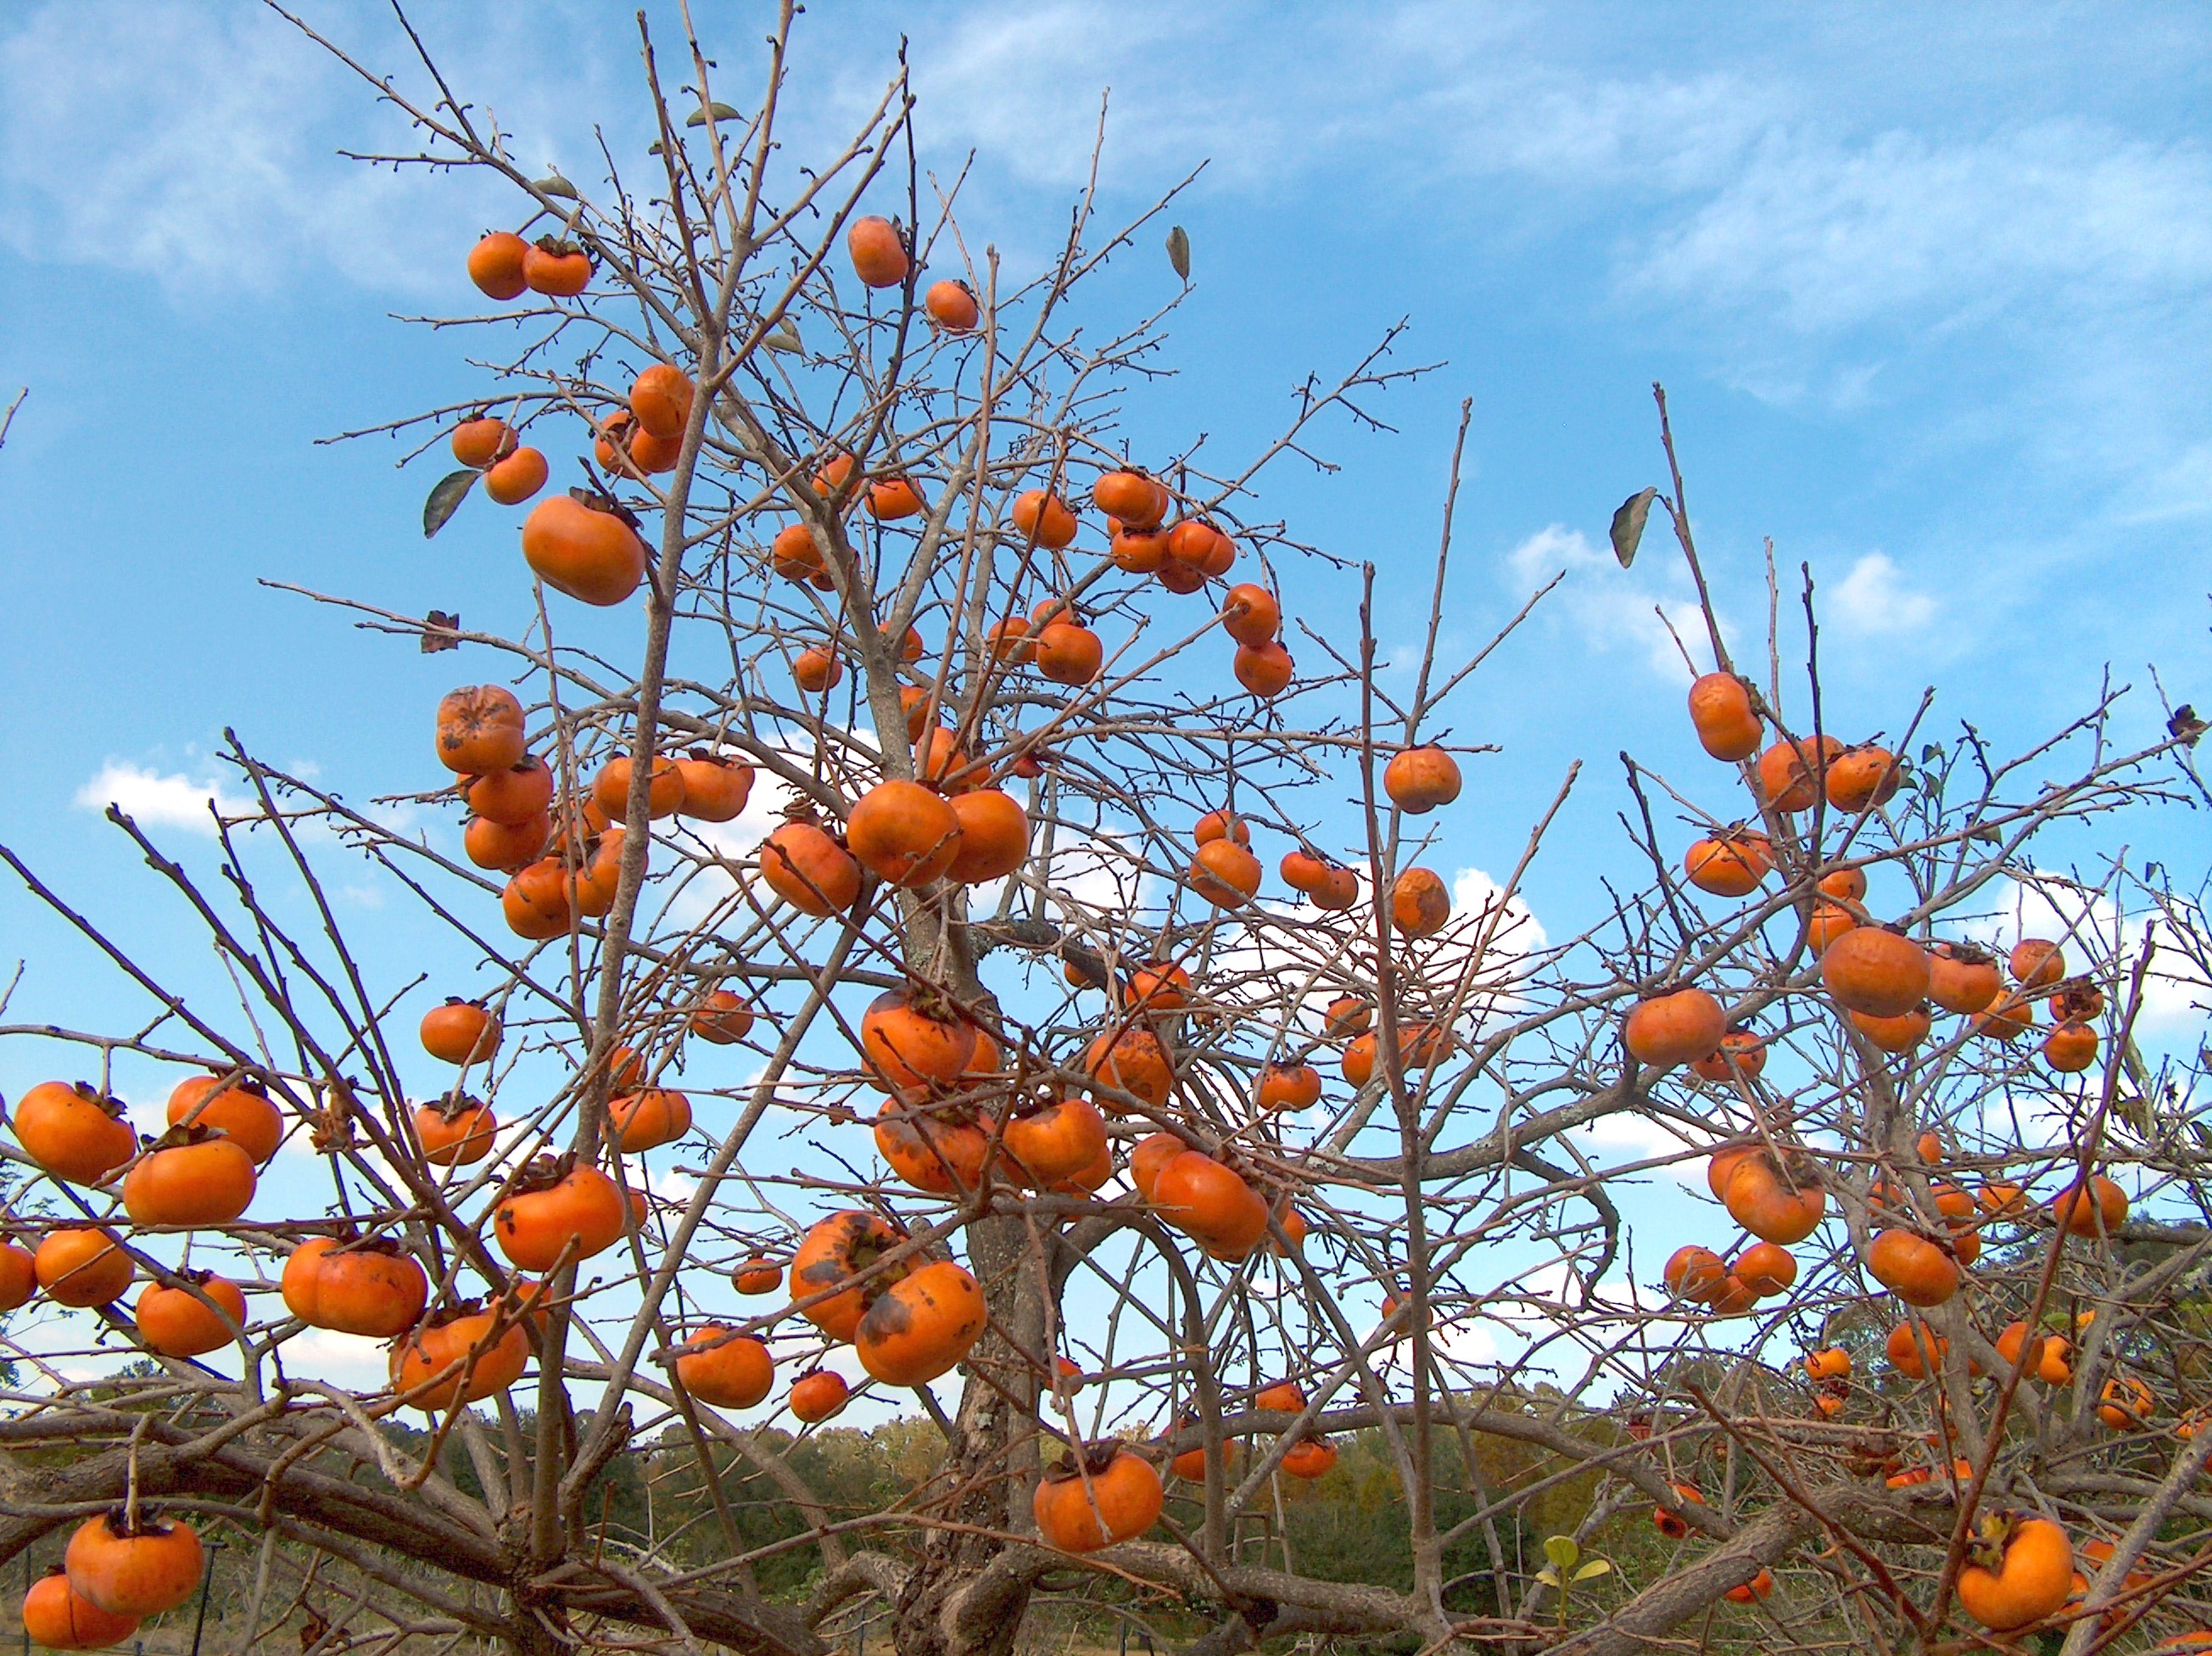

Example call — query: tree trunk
[891,1210,1047,1656]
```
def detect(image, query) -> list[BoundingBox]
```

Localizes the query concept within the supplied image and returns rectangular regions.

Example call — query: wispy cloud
[1828,553,1936,636]
[1505,523,1718,684]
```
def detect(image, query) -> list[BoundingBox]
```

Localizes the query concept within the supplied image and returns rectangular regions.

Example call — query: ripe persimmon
[1928,942,2003,1015]
[2011,938,2065,988]
[846,780,964,887]
[1690,1028,1765,1083]
[2098,1374,2155,1430]
[1384,746,1462,814]
[1684,833,1772,897]
[1033,1447,1163,1552]
[2044,1021,2098,1072]
[592,754,687,821]
[64,1512,204,1618]
[770,522,828,582]
[945,788,1028,884]
[12,1080,137,1184]
[437,685,526,775]
[1390,866,1452,937]
[855,1259,986,1385]
[1885,1319,1947,1378]
[466,231,529,299]
[421,998,500,1066]
[924,279,979,332]
[1996,1320,2072,1385]
[1821,927,1931,1018]
[872,1099,991,1194]
[1004,1098,1109,1185]
[1827,744,1902,811]
[522,494,647,607]
[1282,1437,1339,1479]
[757,817,862,915]
[1958,1514,2075,1631]
[466,812,549,872]
[492,1159,628,1269]
[451,417,516,468]
[21,1567,139,1650]
[1754,735,1843,813]
[2053,1174,2128,1238]
[609,1087,692,1152]
[1084,1027,1174,1111]
[1723,1154,1826,1245]
[672,751,751,822]
[1623,988,1726,1070]
[675,1328,774,1408]
[868,476,924,519]
[522,238,591,296]
[1221,582,1281,648]
[1868,1228,1961,1306]
[0,1242,34,1313]
[391,1306,531,1409]
[1233,641,1293,697]
[135,1271,248,1358]
[859,990,977,1090]
[1734,1241,1796,1296]
[36,1228,131,1307]
[630,363,695,439]
[846,215,909,288]
[122,1130,256,1227]
[1663,1245,1727,1303]
[411,1094,496,1165]
[1012,489,1077,549]
[483,445,549,504]
[1190,837,1263,907]
[1819,865,1868,901]
[790,1210,909,1341]
[163,1073,282,1166]
[790,1368,851,1422]
[1151,1150,1268,1258]
[1687,673,1762,761]
[1258,1062,1323,1111]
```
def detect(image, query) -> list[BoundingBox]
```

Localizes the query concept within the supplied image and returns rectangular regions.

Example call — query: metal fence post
[187,1540,224,1656]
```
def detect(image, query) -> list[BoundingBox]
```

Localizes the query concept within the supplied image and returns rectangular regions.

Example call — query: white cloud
[1828,552,1936,635]
[1570,1109,1709,1188]
[1629,122,2212,338]
[1,3,404,291]
[1505,523,1720,684]
[75,760,254,836]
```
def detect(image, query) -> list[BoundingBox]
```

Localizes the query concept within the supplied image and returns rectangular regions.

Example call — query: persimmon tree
[4,8,2212,1656]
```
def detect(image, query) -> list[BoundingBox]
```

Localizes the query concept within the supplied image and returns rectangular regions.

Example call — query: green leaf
[1921,743,1943,764]
[647,139,665,156]
[765,322,802,355]
[423,468,478,538]
[685,102,741,126]
[1542,1535,1579,1570]
[1573,1559,1613,1582]
[1535,1569,1561,1589]
[1609,488,1658,568]
[1165,225,1191,282]
[534,171,577,199]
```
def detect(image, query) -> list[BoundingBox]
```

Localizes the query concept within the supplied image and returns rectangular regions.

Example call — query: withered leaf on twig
[310,1072,360,1154]
[1165,225,1190,283]
[423,467,477,539]
[1610,487,1658,568]
[421,611,461,653]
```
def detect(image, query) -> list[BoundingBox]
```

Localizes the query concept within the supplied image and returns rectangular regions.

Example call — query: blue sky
[1,2,2209,1401]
